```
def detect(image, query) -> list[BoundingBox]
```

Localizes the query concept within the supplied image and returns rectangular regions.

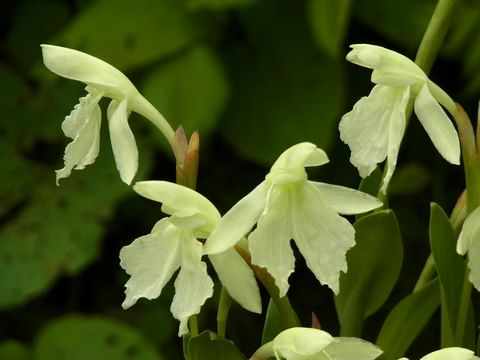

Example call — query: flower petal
[322,337,383,360]
[457,207,480,255]
[414,84,460,165]
[381,86,410,193]
[311,181,382,215]
[249,186,295,297]
[41,44,135,96]
[171,235,214,336]
[339,85,405,178]
[420,348,477,360]
[62,90,103,139]
[209,248,262,314]
[273,328,334,358]
[133,181,220,231]
[55,101,102,184]
[204,181,268,255]
[271,142,329,171]
[107,99,138,185]
[292,182,355,294]
[119,219,182,309]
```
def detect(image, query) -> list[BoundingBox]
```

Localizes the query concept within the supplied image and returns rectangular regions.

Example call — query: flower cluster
[42,39,478,358]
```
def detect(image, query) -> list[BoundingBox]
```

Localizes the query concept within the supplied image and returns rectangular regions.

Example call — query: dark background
[0,0,479,358]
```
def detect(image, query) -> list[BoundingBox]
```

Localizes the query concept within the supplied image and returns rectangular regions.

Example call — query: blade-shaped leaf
[261,298,287,345]
[376,280,440,360]
[335,210,403,336]
[188,331,246,360]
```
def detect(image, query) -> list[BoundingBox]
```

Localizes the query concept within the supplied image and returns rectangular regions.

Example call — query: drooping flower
[250,327,382,360]
[456,206,480,291]
[339,44,461,193]
[41,45,175,185]
[400,347,479,360]
[204,142,383,297]
[119,181,261,336]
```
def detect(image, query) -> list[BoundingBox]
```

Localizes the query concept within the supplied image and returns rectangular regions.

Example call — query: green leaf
[389,163,430,195]
[353,0,435,51]
[142,46,229,138]
[261,299,286,345]
[0,340,31,360]
[376,280,440,360]
[221,0,344,165]
[34,315,161,360]
[307,0,351,58]
[185,0,254,11]
[188,331,246,360]
[358,168,382,196]
[429,203,475,347]
[335,210,403,336]
[48,0,201,72]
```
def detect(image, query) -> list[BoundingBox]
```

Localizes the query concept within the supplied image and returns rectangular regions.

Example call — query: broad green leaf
[354,0,435,51]
[34,315,161,360]
[185,0,254,11]
[307,0,351,58]
[261,299,286,345]
[389,163,430,195]
[221,0,344,165]
[0,340,31,360]
[429,203,466,345]
[376,280,440,360]
[335,210,403,336]
[142,46,229,138]
[48,0,201,72]
[0,141,153,309]
[188,331,246,360]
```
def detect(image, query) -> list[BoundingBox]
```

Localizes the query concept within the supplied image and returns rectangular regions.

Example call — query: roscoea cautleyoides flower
[456,206,480,291]
[203,142,383,297]
[399,347,479,360]
[41,44,175,185]
[119,181,261,336]
[339,44,461,193]
[250,327,382,360]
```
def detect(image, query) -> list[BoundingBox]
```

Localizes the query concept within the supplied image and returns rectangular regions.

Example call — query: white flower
[250,327,382,360]
[119,181,261,336]
[204,142,382,297]
[457,206,480,291]
[401,347,479,360]
[339,44,460,193]
[41,44,175,185]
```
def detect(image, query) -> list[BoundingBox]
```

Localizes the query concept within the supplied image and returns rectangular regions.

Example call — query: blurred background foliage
[0,0,479,358]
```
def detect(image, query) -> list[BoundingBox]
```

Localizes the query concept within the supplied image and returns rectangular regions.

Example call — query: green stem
[217,287,233,339]
[414,0,459,73]
[189,316,199,337]
[413,255,436,293]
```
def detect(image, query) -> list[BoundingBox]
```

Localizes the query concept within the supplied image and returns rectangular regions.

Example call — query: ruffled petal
[420,348,477,360]
[133,181,220,234]
[381,86,410,193]
[55,99,102,184]
[119,219,182,309]
[414,84,460,165]
[339,85,405,178]
[204,181,269,255]
[171,236,214,336]
[291,182,355,294]
[249,186,295,297]
[209,248,262,314]
[311,181,382,215]
[107,99,138,185]
[41,44,135,97]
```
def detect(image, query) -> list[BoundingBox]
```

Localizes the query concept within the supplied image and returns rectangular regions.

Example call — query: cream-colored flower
[41,45,175,185]
[340,44,460,193]
[457,206,480,291]
[250,327,382,360]
[120,181,261,336]
[204,142,382,297]
[401,347,479,360]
